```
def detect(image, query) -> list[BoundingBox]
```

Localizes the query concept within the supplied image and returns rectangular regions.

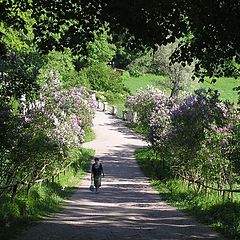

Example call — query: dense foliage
[126,87,240,194]
[0,73,96,197]
[126,49,153,77]
[0,0,102,56]
[2,1,240,79]
[102,1,240,79]
[82,25,116,67]
[79,63,129,102]
[38,49,90,89]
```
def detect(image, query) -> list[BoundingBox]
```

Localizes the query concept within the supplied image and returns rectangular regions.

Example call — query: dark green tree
[0,0,102,56]
[101,1,240,79]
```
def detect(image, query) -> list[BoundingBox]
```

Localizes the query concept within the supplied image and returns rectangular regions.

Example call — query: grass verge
[84,127,96,142]
[0,148,95,240]
[126,123,148,136]
[198,77,239,103]
[135,147,240,240]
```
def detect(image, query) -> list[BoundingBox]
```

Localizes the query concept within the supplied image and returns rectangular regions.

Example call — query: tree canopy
[0,0,102,56]
[101,0,240,78]
[1,0,240,79]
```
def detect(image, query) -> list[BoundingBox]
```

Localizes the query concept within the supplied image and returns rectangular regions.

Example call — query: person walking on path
[91,157,104,193]
[16,111,224,240]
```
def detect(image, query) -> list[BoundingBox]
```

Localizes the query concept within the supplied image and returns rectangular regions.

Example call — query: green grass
[0,148,95,240]
[124,73,170,93]
[152,180,240,239]
[84,127,96,142]
[118,73,169,117]
[124,73,239,103]
[126,123,148,136]
[135,147,240,240]
[116,74,239,119]
[198,77,239,103]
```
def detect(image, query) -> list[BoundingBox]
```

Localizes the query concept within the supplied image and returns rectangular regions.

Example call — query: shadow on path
[17,111,225,240]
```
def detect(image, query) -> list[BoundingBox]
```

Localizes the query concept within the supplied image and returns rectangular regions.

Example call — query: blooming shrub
[125,87,240,191]
[0,71,96,191]
[125,86,168,126]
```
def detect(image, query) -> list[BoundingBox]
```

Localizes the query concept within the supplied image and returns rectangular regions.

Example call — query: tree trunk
[170,84,180,98]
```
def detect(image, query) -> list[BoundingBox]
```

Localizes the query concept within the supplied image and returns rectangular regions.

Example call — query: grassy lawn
[123,73,239,103]
[124,73,171,93]
[135,147,240,240]
[198,77,239,103]
[110,73,239,118]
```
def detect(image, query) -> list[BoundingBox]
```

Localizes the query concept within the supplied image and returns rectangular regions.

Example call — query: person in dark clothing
[91,157,104,193]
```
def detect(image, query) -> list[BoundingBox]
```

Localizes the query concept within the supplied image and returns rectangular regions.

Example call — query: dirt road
[17,111,224,240]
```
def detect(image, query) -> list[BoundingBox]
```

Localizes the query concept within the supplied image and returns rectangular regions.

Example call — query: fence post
[122,111,127,120]
[111,106,117,115]
[98,101,104,111]
[132,112,138,123]
[103,102,108,112]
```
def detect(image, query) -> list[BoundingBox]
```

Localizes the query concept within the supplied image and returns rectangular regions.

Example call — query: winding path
[17,111,225,240]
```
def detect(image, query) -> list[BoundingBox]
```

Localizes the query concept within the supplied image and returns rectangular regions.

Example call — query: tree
[0,0,102,100]
[0,0,102,56]
[82,24,116,66]
[0,4,43,101]
[126,48,153,77]
[2,1,240,82]
[3,0,240,79]
[153,41,195,97]
[111,28,147,69]
[101,1,240,79]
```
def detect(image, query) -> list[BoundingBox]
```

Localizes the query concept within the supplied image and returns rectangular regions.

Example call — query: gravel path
[17,111,225,240]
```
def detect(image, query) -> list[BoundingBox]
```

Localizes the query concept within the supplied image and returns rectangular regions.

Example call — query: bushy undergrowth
[135,147,240,239]
[79,63,130,102]
[0,148,94,240]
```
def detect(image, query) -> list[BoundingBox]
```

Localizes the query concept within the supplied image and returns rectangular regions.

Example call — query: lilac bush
[192,104,240,192]
[125,87,240,192]
[165,90,238,185]
[125,86,168,126]
[0,71,96,189]
[25,72,96,157]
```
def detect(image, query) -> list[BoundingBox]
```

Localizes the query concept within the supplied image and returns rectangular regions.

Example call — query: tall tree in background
[0,0,103,100]
[101,1,240,79]
[153,41,195,97]
[1,0,240,95]
[82,24,116,67]
[2,0,240,79]
[0,6,40,101]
